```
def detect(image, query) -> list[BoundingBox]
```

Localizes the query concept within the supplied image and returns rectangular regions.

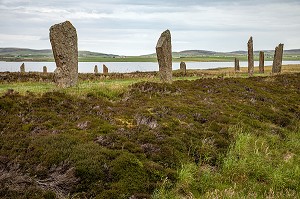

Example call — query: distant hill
[283,49,300,54]
[177,49,300,57]
[229,49,300,55]
[175,50,219,56]
[1,47,299,59]
[0,48,51,56]
[141,50,228,58]
[0,48,118,57]
[142,49,300,58]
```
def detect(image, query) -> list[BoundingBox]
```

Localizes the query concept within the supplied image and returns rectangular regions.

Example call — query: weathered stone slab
[156,30,172,83]
[272,43,284,73]
[247,36,254,76]
[43,66,47,74]
[259,51,264,73]
[49,21,78,88]
[234,58,240,72]
[103,64,108,74]
[180,61,187,75]
[94,65,98,74]
[20,63,25,73]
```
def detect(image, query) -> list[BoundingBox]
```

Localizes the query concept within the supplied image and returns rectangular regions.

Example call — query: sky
[0,0,300,56]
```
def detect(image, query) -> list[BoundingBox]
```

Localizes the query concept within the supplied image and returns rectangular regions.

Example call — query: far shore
[1,56,300,63]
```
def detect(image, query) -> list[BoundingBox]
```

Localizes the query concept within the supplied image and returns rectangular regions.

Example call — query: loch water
[0,61,299,73]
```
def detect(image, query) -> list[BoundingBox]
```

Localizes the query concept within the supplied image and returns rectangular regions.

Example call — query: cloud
[0,0,299,55]
[0,33,40,41]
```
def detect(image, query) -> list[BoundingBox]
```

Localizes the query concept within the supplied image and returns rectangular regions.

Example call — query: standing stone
[156,30,172,83]
[247,36,254,76]
[234,58,240,72]
[94,65,98,74]
[103,64,108,74]
[259,51,264,73]
[43,66,47,74]
[272,44,284,73]
[20,63,25,73]
[49,21,78,88]
[180,61,187,75]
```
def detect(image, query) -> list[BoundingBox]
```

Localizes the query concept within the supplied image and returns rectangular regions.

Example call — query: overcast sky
[0,0,299,55]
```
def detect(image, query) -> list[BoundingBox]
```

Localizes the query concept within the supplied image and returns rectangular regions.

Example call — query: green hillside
[0,48,300,62]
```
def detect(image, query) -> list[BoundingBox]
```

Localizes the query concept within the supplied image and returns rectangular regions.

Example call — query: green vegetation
[0,77,200,97]
[0,68,300,198]
[2,55,300,62]
[153,124,300,198]
[1,47,300,62]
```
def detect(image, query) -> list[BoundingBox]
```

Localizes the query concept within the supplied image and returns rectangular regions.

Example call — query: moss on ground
[0,73,299,198]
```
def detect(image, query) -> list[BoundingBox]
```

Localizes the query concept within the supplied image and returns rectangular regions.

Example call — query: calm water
[0,61,300,73]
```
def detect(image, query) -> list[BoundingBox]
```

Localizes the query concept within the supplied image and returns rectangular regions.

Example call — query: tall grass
[0,76,204,99]
[0,79,135,100]
[152,122,300,199]
[152,163,197,199]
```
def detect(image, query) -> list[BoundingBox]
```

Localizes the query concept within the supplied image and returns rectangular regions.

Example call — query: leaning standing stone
[156,30,172,83]
[103,64,108,74]
[247,36,254,76]
[234,58,240,72]
[272,44,284,74]
[43,66,47,74]
[180,61,187,75]
[94,65,98,74]
[20,63,25,73]
[259,51,264,73]
[49,21,78,88]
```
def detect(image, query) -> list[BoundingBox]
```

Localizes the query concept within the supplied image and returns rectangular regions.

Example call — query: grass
[1,64,298,97]
[0,67,300,198]
[0,79,137,99]
[0,76,201,98]
[200,64,300,76]
[0,82,54,94]
[2,55,300,62]
[153,122,300,198]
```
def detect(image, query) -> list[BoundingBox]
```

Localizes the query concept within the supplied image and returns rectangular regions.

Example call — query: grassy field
[1,64,299,96]
[200,64,300,77]
[0,66,300,198]
[1,55,300,62]
[0,76,202,97]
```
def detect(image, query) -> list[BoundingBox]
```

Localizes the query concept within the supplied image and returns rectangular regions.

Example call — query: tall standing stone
[103,64,108,74]
[156,30,172,83]
[259,51,264,73]
[49,21,78,88]
[247,36,254,76]
[234,58,240,72]
[272,44,284,74]
[20,63,25,73]
[180,61,187,75]
[94,65,98,74]
[43,66,47,74]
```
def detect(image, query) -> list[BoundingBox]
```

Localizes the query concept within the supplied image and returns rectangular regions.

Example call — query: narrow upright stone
[20,63,25,73]
[180,61,187,75]
[247,36,254,76]
[259,51,264,73]
[43,66,47,74]
[49,21,78,88]
[103,64,108,74]
[234,58,240,72]
[156,30,172,83]
[94,65,98,74]
[272,44,284,73]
